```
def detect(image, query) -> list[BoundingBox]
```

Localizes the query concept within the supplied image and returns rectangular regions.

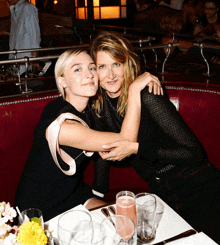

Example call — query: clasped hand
[99,72,162,162]
[99,141,139,161]
[131,72,163,95]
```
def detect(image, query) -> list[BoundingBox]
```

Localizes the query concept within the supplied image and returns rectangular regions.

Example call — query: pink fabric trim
[47,113,93,176]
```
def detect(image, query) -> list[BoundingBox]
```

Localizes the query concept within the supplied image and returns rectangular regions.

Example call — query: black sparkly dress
[90,87,220,242]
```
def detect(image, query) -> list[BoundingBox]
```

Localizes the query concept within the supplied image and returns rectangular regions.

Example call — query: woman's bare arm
[57,85,141,152]
[57,72,161,152]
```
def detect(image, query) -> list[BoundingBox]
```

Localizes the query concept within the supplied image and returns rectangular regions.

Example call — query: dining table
[45,194,218,245]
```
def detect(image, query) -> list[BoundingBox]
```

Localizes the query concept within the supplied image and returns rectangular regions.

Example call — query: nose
[85,68,93,78]
[107,67,115,79]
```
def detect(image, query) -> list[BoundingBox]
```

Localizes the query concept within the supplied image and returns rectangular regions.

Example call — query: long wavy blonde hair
[90,31,141,117]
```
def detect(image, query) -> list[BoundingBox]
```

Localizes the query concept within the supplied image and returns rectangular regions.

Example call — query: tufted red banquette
[1,80,220,205]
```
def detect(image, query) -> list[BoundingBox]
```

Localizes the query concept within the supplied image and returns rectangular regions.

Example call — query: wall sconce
[54,0,58,4]
[28,0,36,5]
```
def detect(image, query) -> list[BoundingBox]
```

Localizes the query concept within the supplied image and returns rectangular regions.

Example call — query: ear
[57,77,67,89]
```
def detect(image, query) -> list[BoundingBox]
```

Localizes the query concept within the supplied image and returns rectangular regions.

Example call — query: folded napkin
[167,232,218,245]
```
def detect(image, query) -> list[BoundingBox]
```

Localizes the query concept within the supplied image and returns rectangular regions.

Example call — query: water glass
[116,191,137,227]
[136,194,157,243]
[18,208,44,228]
[58,210,94,245]
[101,215,137,245]
[155,201,164,229]
[136,193,151,224]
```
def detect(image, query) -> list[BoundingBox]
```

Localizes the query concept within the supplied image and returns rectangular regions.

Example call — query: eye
[98,65,105,69]
[73,66,81,72]
[90,66,97,71]
[114,62,120,67]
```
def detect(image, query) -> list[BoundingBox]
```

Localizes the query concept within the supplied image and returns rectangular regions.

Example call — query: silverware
[108,206,116,215]
[101,208,115,227]
[101,207,125,243]
[153,229,196,245]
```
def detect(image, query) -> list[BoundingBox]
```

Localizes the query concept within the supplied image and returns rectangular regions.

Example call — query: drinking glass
[136,193,151,222]
[116,191,137,227]
[58,210,93,245]
[90,221,102,245]
[154,201,164,229]
[136,194,157,243]
[18,208,44,228]
[101,215,137,245]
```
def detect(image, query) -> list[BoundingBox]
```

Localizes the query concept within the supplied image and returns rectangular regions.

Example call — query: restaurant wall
[0,0,9,18]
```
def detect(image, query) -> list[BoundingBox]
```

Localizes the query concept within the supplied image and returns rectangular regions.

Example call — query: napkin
[167,232,218,245]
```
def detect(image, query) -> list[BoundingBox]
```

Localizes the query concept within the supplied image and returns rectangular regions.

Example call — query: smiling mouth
[107,80,117,85]
[83,81,95,86]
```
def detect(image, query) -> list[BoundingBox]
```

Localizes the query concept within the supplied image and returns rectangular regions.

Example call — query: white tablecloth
[91,195,193,244]
[168,232,218,245]
[45,195,217,245]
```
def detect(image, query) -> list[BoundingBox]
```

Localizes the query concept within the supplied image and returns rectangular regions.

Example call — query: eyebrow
[71,62,96,69]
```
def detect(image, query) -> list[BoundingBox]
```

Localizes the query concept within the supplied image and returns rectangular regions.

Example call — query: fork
[108,206,116,215]
[101,208,115,227]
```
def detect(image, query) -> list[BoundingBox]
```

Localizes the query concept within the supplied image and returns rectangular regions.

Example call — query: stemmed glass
[116,191,137,228]
[100,215,137,245]
[58,210,94,245]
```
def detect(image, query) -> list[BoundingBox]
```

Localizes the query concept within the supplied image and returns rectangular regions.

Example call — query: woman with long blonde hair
[90,31,220,243]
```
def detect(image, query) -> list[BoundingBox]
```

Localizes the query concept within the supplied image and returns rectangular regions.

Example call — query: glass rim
[58,209,92,227]
[58,209,91,219]
[135,192,151,199]
[21,207,43,213]
[57,210,93,242]
[116,190,136,199]
[135,193,156,206]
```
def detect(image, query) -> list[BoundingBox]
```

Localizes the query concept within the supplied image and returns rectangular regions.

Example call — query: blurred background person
[193,0,219,35]
[181,0,204,34]
[158,0,172,8]
[160,13,193,55]
[170,0,184,10]
[6,0,41,75]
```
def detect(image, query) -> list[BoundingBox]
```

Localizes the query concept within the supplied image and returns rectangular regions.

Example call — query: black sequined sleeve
[137,87,207,166]
[92,154,110,196]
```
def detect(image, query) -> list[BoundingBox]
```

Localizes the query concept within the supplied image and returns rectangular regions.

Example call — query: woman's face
[96,51,125,98]
[204,2,219,19]
[61,52,98,102]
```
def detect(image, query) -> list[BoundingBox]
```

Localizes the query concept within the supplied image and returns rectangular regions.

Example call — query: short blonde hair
[90,31,141,116]
[55,48,89,98]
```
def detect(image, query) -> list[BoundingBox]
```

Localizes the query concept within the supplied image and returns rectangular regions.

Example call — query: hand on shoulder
[130,72,163,95]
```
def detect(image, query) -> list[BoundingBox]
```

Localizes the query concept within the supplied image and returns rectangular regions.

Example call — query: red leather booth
[1,79,220,205]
